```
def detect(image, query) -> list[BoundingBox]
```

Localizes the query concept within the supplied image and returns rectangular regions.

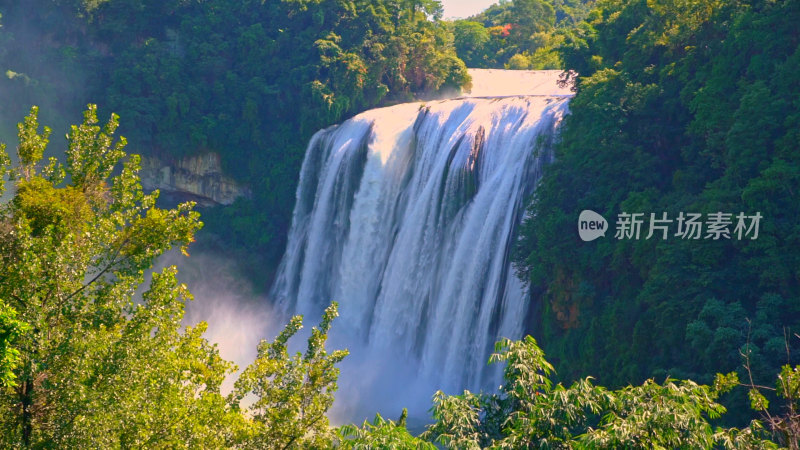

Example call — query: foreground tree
[422,336,779,449]
[231,302,349,449]
[514,0,800,425]
[0,105,243,447]
[338,408,435,449]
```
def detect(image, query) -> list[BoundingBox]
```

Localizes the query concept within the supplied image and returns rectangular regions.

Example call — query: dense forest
[0,0,799,447]
[0,0,470,274]
[451,0,591,69]
[513,0,800,429]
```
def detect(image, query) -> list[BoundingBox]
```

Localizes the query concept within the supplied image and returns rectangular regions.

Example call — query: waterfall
[271,70,571,414]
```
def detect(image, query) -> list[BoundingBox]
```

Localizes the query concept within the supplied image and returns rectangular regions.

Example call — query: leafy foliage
[423,335,779,449]
[0,301,27,388]
[0,105,245,447]
[231,302,348,449]
[451,0,593,69]
[338,409,436,449]
[514,0,800,426]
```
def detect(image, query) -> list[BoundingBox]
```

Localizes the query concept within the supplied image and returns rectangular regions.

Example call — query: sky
[441,0,498,19]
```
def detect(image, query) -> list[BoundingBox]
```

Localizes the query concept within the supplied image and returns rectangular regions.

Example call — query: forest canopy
[0,0,470,271]
[513,0,800,428]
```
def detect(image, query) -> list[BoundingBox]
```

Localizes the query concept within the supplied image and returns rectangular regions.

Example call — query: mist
[326,332,442,430]
[152,248,436,427]
[0,2,94,151]
[152,250,281,395]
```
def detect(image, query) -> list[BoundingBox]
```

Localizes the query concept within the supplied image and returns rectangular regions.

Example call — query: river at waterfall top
[270,69,573,423]
[463,69,573,97]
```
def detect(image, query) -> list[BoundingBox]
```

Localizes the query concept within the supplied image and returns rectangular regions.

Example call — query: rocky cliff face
[140,153,248,206]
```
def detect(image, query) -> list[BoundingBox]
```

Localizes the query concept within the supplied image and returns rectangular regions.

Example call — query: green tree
[515,0,800,425]
[0,300,27,388]
[453,20,491,67]
[0,140,29,389]
[0,105,243,447]
[337,409,436,449]
[509,0,556,52]
[423,335,778,449]
[231,302,349,449]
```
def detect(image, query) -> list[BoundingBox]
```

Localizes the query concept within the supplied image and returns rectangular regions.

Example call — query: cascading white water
[271,70,571,415]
